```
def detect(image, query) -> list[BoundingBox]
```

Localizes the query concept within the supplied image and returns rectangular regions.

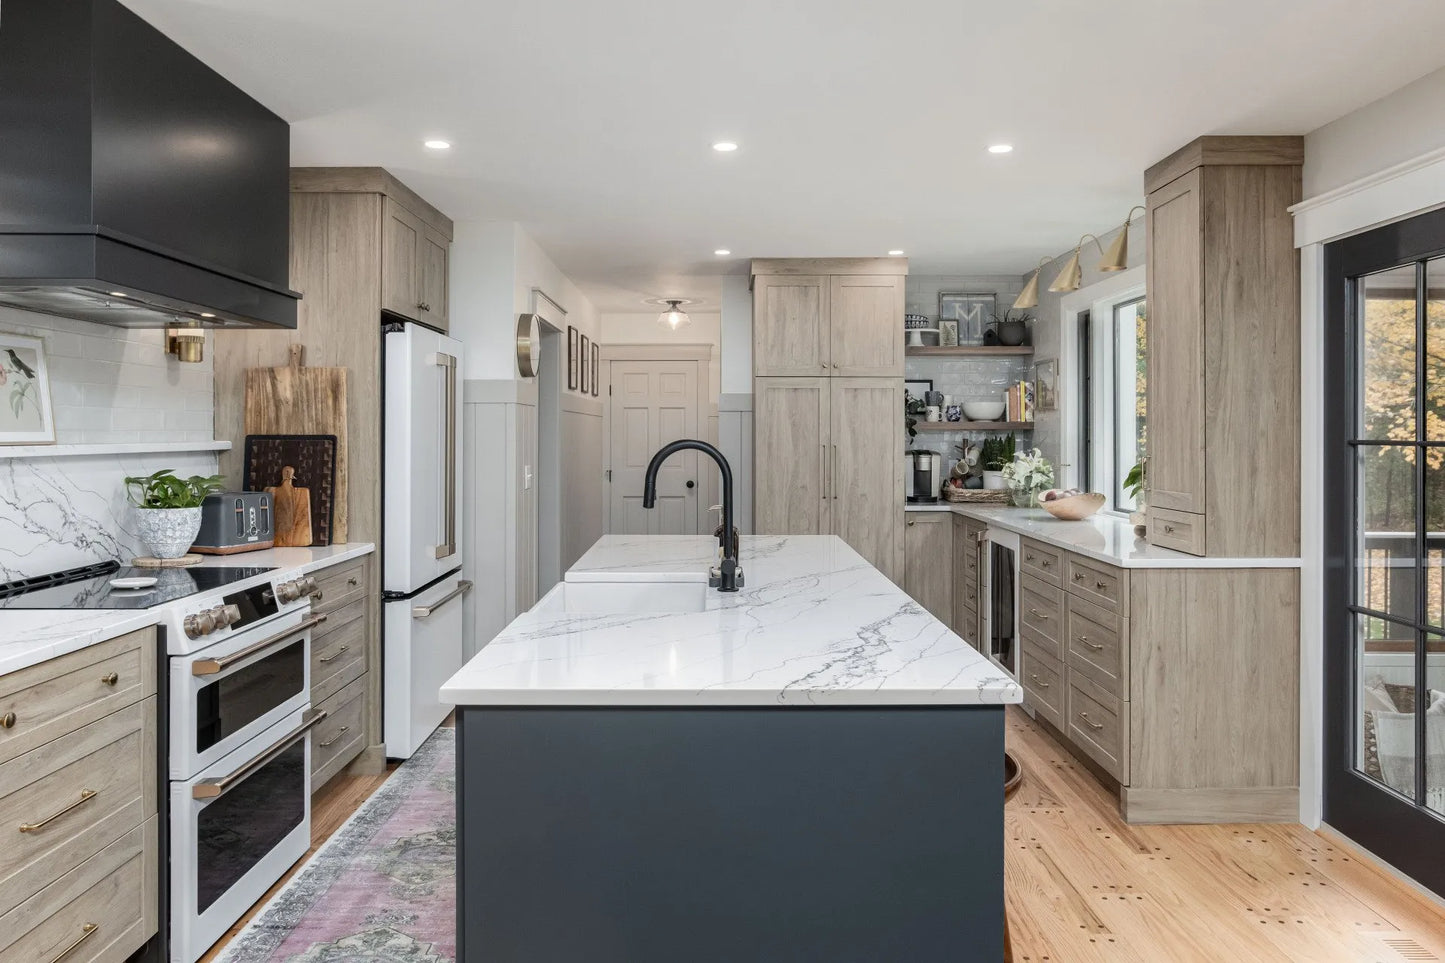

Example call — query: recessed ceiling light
[424,139,451,150]
[712,141,738,152]
[988,144,1014,154]
[199,312,215,319]
[888,250,905,256]
[108,291,126,297]
[714,249,731,256]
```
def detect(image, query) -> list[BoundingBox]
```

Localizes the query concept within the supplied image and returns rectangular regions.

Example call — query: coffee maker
[906,450,941,503]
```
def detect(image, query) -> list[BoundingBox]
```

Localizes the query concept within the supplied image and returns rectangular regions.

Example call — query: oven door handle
[413,579,473,619]
[191,708,328,800]
[191,614,327,676]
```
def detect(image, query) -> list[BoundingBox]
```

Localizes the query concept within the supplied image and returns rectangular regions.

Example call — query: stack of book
[1005,380,1035,423]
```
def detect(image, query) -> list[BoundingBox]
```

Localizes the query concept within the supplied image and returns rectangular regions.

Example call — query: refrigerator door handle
[431,351,458,560]
[413,579,474,619]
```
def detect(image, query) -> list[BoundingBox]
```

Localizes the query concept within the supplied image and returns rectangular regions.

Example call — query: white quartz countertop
[441,534,1022,708]
[0,542,374,678]
[904,503,1300,569]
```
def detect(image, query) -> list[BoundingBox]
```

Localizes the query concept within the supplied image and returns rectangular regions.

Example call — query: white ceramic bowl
[962,401,1006,422]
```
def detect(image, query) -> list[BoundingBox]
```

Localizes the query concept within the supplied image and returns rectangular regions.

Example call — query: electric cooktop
[0,560,276,611]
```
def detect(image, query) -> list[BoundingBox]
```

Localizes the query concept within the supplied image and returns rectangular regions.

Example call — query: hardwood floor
[1005,706,1445,962]
[197,762,397,963]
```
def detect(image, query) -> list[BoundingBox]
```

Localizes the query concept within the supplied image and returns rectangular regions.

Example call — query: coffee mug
[925,406,942,422]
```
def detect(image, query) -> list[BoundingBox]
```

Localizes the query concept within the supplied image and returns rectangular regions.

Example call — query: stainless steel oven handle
[191,708,328,800]
[413,579,473,619]
[191,614,327,676]
[433,351,458,560]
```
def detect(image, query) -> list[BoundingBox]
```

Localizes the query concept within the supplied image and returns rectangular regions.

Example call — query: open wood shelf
[912,421,1034,432]
[905,345,1034,357]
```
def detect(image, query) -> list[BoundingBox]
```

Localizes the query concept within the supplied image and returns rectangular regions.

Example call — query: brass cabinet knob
[100,672,119,686]
[347,576,359,587]
[907,519,915,527]
[0,711,14,729]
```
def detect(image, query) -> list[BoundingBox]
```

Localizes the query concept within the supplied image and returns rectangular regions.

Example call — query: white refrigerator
[383,319,469,759]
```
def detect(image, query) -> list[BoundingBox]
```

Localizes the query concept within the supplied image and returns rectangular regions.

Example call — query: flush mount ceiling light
[424,139,452,150]
[711,141,738,152]
[988,144,1014,154]
[657,299,693,330]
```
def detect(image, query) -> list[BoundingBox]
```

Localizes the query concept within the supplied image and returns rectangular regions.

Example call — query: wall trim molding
[599,343,713,362]
[1292,145,1445,247]
[718,393,753,412]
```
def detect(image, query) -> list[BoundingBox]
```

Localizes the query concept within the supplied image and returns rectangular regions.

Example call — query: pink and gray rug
[217,728,455,962]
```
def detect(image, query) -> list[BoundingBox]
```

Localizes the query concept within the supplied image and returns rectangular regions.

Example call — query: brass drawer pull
[318,725,350,748]
[1028,608,1049,620]
[1073,572,1086,582]
[101,672,119,686]
[1079,636,1104,650]
[1095,580,1108,592]
[318,644,349,664]
[313,590,324,601]
[1079,712,1105,731]
[47,923,97,963]
[20,788,97,833]
[1163,524,1177,534]
[347,576,359,587]
[0,711,14,728]
[1029,674,1051,689]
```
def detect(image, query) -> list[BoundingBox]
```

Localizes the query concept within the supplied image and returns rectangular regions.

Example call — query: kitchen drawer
[1020,538,1062,586]
[310,558,367,617]
[1020,641,1064,732]
[955,600,980,651]
[312,611,366,705]
[1066,671,1129,783]
[0,629,156,766]
[1020,576,1063,651]
[1065,554,1129,616]
[1147,507,1205,557]
[1065,595,1128,698]
[312,677,366,789]
[0,816,157,963]
[0,700,154,917]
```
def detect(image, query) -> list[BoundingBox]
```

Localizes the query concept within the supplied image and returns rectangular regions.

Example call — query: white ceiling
[122,0,1445,312]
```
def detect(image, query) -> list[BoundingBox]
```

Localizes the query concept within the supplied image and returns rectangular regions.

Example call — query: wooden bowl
[1039,492,1106,520]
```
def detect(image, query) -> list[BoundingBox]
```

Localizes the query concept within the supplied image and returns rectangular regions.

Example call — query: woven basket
[941,487,1010,504]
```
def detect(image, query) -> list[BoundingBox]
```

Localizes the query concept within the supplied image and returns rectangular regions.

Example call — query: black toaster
[191,492,275,554]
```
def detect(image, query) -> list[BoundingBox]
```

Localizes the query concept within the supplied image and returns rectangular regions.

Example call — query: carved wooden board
[245,345,349,541]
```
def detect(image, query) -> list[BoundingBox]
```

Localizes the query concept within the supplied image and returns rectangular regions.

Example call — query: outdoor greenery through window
[1113,297,1147,511]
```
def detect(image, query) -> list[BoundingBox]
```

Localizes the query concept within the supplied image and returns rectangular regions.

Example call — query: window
[1079,290,1147,513]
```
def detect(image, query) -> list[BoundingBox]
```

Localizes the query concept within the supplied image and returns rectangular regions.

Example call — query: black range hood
[0,0,298,329]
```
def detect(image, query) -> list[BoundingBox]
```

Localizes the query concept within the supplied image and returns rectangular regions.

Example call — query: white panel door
[608,360,700,534]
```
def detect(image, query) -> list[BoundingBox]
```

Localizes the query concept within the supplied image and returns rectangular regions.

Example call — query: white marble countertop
[904,503,1300,569]
[441,534,1022,708]
[0,542,374,678]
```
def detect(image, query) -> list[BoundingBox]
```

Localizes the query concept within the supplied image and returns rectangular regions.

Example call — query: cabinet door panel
[830,275,905,376]
[1145,170,1205,513]
[753,276,829,376]
[419,227,449,331]
[830,379,903,581]
[754,378,830,535]
[904,513,951,623]
[382,199,421,321]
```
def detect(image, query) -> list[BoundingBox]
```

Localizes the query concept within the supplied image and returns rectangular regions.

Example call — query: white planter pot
[135,507,203,559]
[982,471,1007,490]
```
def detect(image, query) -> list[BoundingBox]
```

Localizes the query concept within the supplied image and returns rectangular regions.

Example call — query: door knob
[686,480,695,489]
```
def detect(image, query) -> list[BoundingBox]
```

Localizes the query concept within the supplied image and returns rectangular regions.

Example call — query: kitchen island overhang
[443,535,1020,963]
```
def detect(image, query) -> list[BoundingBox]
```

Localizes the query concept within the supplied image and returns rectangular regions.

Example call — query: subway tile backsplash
[0,305,214,444]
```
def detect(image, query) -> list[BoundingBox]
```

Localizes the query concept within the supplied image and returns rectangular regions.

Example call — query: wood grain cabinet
[306,555,373,791]
[1141,136,1302,557]
[0,629,159,961]
[752,259,907,582]
[951,515,985,648]
[903,513,951,623]
[382,196,450,330]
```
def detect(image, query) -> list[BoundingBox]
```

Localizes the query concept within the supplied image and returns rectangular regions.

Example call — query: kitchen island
[442,534,1019,963]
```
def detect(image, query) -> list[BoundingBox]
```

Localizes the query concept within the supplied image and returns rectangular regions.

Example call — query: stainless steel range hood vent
[0,0,299,329]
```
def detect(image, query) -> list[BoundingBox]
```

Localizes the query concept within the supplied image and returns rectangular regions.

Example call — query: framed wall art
[567,325,578,390]
[579,334,590,394]
[1034,359,1059,412]
[0,333,55,445]
[938,293,997,345]
[591,342,599,397]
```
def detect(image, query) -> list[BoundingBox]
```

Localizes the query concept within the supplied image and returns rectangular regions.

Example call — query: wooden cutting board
[267,466,314,547]
[245,345,349,541]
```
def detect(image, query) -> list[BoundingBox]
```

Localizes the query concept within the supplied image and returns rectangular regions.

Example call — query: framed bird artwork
[0,333,55,445]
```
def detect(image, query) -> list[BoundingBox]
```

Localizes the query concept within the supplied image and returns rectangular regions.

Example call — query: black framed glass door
[1324,206,1445,895]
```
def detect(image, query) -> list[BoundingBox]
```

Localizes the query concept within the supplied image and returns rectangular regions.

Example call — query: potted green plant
[904,392,927,440]
[999,448,1054,508]
[979,434,1015,489]
[124,469,225,558]
[1124,457,1147,535]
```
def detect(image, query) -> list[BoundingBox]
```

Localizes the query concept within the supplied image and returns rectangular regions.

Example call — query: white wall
[598,310,722,405]
[1304,65,1445,198]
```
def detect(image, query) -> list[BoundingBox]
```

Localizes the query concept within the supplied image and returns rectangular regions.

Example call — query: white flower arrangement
[999,448,1054,492]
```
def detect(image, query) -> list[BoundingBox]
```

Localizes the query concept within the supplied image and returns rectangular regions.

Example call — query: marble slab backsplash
[0,448,219,581]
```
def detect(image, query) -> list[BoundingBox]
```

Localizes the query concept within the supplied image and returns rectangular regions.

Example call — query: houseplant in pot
[979,434,1016,489]
[1124,458,1147,536]
[124,469,225,559]
[1000,448,1055,508]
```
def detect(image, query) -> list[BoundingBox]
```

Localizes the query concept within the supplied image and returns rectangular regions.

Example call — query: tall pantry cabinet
[752,259,906,582]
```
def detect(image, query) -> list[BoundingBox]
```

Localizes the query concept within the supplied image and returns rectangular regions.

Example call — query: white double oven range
[0,560,331,963]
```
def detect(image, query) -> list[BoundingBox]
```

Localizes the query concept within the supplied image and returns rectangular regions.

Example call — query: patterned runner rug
[217,728,456,962]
